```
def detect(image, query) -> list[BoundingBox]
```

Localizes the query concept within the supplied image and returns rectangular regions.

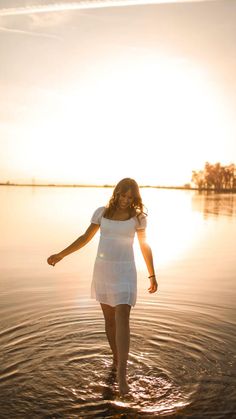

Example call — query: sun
[10,52,232,186]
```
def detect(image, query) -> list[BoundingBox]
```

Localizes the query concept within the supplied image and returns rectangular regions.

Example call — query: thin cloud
[0,0,218,17]
[0,25,61,39]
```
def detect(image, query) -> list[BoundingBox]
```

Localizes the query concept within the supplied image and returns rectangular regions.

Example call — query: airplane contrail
[0,25,61,40]
[0,0,219,17]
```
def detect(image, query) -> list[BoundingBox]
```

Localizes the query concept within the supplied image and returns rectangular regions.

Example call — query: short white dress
[90,206,147,307]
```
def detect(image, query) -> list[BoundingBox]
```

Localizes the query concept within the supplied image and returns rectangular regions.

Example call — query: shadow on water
[102,367,117,400]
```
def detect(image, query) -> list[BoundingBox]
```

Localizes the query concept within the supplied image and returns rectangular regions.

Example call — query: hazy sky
[0,0,235,185]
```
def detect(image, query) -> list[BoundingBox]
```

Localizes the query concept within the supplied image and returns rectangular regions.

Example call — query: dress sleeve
[90,206,105,225]
[135,214,147,230]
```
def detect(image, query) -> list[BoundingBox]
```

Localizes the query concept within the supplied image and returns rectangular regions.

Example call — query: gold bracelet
[148,274,156,278]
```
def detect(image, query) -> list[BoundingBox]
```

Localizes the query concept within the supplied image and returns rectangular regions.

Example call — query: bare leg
[115,304,131,395]
[100,303,118,366]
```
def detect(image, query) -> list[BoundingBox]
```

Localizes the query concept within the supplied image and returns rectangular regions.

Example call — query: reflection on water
[191,191,236,218]
[0,186,236,418]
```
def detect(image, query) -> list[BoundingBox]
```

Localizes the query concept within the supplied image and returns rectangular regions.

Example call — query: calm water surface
[0,186,236,418]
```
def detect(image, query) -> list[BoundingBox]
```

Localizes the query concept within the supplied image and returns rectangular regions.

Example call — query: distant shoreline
[0,182,193,189]
[1,183,236,192]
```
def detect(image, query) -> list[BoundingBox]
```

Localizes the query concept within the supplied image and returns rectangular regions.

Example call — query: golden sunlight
[134,189,204,268]
[10,53,232,186]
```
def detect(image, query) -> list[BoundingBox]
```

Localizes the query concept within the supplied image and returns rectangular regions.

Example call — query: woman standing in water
[47,178,158,396]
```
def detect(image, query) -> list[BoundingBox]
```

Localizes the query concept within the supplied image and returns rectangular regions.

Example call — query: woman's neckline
[102,216,135,222]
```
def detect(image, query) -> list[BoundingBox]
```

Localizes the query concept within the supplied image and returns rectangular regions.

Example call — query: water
[0,186,236,418]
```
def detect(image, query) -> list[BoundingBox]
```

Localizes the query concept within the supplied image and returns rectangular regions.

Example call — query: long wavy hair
[103,178,147,221]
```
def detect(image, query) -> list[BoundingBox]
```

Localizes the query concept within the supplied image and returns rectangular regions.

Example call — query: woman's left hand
[148,277,158,293]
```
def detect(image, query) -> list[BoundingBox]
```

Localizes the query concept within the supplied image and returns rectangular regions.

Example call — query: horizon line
[1,182,236,192]
[0,181,194,189]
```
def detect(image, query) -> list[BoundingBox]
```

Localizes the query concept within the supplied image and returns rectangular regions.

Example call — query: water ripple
[0,299,235,418]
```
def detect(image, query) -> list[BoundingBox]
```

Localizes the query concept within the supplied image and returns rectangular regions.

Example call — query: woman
[47,178,158,396]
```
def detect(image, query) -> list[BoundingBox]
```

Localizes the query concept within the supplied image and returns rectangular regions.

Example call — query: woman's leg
[115,304,131,395]
[100,303,118,365]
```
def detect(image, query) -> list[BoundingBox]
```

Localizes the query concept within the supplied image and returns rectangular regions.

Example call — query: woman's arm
[47,223,100,266]
[136,229,158,293]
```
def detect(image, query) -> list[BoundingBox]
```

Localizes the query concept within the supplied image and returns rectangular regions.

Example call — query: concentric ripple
[0,297,235,418]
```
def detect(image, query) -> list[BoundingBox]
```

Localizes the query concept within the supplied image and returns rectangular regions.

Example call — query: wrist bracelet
[148,274,156,278]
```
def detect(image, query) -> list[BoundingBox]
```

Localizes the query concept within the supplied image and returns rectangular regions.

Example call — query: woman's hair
[103,178,147,220]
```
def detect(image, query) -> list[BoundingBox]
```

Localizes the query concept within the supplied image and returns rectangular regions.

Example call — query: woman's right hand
[47,253,63,267]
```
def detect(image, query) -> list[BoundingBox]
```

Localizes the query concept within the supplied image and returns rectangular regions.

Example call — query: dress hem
[91,297,135,308]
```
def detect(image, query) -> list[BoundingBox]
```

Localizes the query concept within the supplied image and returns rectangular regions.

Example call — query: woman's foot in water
[112,356,118,369]
[117,368,129,395]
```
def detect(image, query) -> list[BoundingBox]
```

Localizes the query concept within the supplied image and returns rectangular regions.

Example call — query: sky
[0,0,236,186]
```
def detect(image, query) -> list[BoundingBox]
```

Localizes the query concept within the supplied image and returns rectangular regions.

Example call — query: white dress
[90,206,147,307]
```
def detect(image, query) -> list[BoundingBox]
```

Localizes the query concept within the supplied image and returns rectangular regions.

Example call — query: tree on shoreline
[192,162,236,191]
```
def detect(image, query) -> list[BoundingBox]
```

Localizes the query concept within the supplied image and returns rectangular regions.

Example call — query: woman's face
[117,188,134,209]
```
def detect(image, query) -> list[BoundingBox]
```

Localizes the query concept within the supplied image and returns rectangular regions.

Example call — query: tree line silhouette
[192,162,236,191]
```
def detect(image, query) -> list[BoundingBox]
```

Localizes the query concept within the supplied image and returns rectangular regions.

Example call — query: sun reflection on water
[113,373,191,415]
[135,189,205,268]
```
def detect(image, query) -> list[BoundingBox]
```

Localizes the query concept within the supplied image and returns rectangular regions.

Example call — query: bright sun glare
[134,189,204,268]
[13,54,230,185]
